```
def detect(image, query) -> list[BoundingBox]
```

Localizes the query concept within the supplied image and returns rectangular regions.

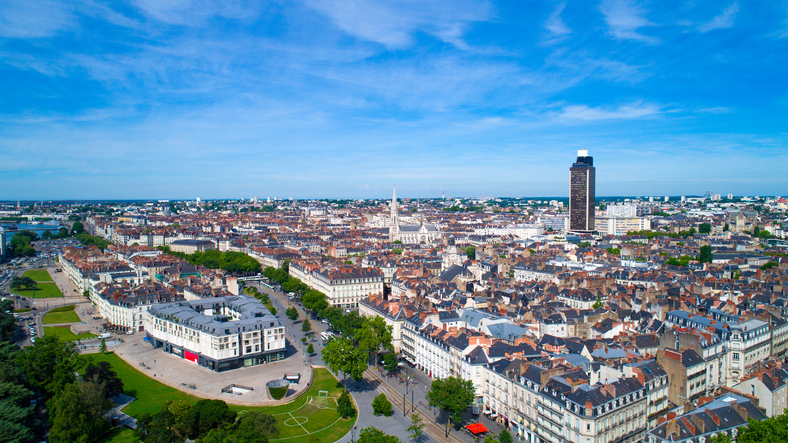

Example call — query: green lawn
[99,428,139,443]
[42,305,81,324]
[12,282,64,298]
[90,353,355,443]
[22,269,53,282]
[44,326,97,342]
[14,308,32,313]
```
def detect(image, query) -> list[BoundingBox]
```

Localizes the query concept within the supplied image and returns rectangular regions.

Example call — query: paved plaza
[109,331,313,405]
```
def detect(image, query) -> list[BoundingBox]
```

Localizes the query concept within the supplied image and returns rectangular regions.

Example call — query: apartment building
[665,310,770,384]
[144,295,286,371]
[646,393,767,443]
[290,261,383,309]
[90,281,184,332]
[481,360,648,443]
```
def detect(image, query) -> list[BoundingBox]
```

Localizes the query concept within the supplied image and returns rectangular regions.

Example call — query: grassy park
[42,305,81,324]
[12,283,64,299]
[22,269,54,282]
[44,326,97,342]
[92,353,355,443]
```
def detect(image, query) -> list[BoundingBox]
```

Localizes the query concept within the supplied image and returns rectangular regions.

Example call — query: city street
[254,281,510,443]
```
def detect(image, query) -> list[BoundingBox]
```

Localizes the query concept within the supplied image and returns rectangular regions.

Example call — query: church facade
[388,187,442,244]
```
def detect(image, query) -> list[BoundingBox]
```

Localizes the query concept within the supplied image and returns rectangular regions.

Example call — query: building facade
[570,150,596,232]
[144,295,286,371]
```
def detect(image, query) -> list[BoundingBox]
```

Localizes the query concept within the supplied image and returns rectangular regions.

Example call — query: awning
[466,423,489,434]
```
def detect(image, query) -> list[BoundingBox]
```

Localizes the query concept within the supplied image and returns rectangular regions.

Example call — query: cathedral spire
[391,186,398,223]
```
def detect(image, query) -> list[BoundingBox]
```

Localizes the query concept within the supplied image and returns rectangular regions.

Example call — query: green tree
[10,276,37,291]
[301,318,312,334]
[499,429,513,443]
[736,410,788,443]
[723,223,729,232]
[84,360,123,398]
[232,410,279,443]
[372,393,393,416]
[71,221,84,234]
[16,334,84,399]
[407,413,425,443]
[699,245,713,264]
[699,223,712,234]
[462,246,476,259]
[356,316,393,367]
[358,427,401,443]
[99,338,107,354]
[709,433,732,443]
[306,343,314,355]
[302,290,328,313]
[337,389,356,419]
[426,376,475,437]
[285,306,299,321]
[0,343,36,443]
[381,352,399,373]
[322,337,368,386]
[592,297,603,310]
[48,381,112,443]
[484,435,500,443]
[135,405,181,443]
[181,399,236,439]
[762,261,779,270]
[392,248,403,255]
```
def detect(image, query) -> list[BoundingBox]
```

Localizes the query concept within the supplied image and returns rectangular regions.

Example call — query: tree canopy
[322,337,368,386]
[699,245,713,264]
[426,376,476,437]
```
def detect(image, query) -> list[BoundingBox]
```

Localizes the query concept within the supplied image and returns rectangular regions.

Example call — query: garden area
[10,270,64,298]
[92,352,355,443]
[23,269,54,282]
[42,304,81,324]
[44,326,97,342]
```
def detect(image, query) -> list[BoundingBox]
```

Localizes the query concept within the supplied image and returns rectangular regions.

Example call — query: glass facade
[570,153,595,231]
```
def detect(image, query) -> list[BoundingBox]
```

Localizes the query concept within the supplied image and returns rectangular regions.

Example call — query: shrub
[337,390,356,418]
[372,393,393,417]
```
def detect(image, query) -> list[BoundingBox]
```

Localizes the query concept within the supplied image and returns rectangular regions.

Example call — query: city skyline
[1,1,787,200]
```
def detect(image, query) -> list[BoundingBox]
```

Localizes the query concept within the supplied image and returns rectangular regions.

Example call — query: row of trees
[8,326,124,443]
[10,276,37,291]
[10,230,38,257]
[76,232,112,251]
[158,247,261,274]
[136,399,278,443]
[0,299,38,443]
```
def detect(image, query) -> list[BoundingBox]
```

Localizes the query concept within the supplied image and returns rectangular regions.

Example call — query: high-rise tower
[569,150,595,232]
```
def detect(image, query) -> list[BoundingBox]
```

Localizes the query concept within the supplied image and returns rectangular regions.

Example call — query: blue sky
[1,0,787,200]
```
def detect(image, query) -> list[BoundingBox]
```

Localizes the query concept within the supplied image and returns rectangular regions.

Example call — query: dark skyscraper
[570,150,595,232]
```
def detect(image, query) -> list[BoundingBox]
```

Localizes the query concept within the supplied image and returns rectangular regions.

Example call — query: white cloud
[130,0,260,25]
[599,0,659,44]
[0,0,75,38]
[553,102,662,121]
[699,3,738,33]
[544,3,571,40]
[302,0,490,49]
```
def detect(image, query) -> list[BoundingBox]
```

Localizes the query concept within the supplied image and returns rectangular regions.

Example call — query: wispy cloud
[0,0,76,38]
[302,0,491,49]
[552,102,662,122]
[699,3,738,33]
[544,3,571,43]
[599,0,659,44]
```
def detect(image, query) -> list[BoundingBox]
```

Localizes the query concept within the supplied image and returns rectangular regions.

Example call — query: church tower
[390,186,398,223]
[389,186,399,242]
